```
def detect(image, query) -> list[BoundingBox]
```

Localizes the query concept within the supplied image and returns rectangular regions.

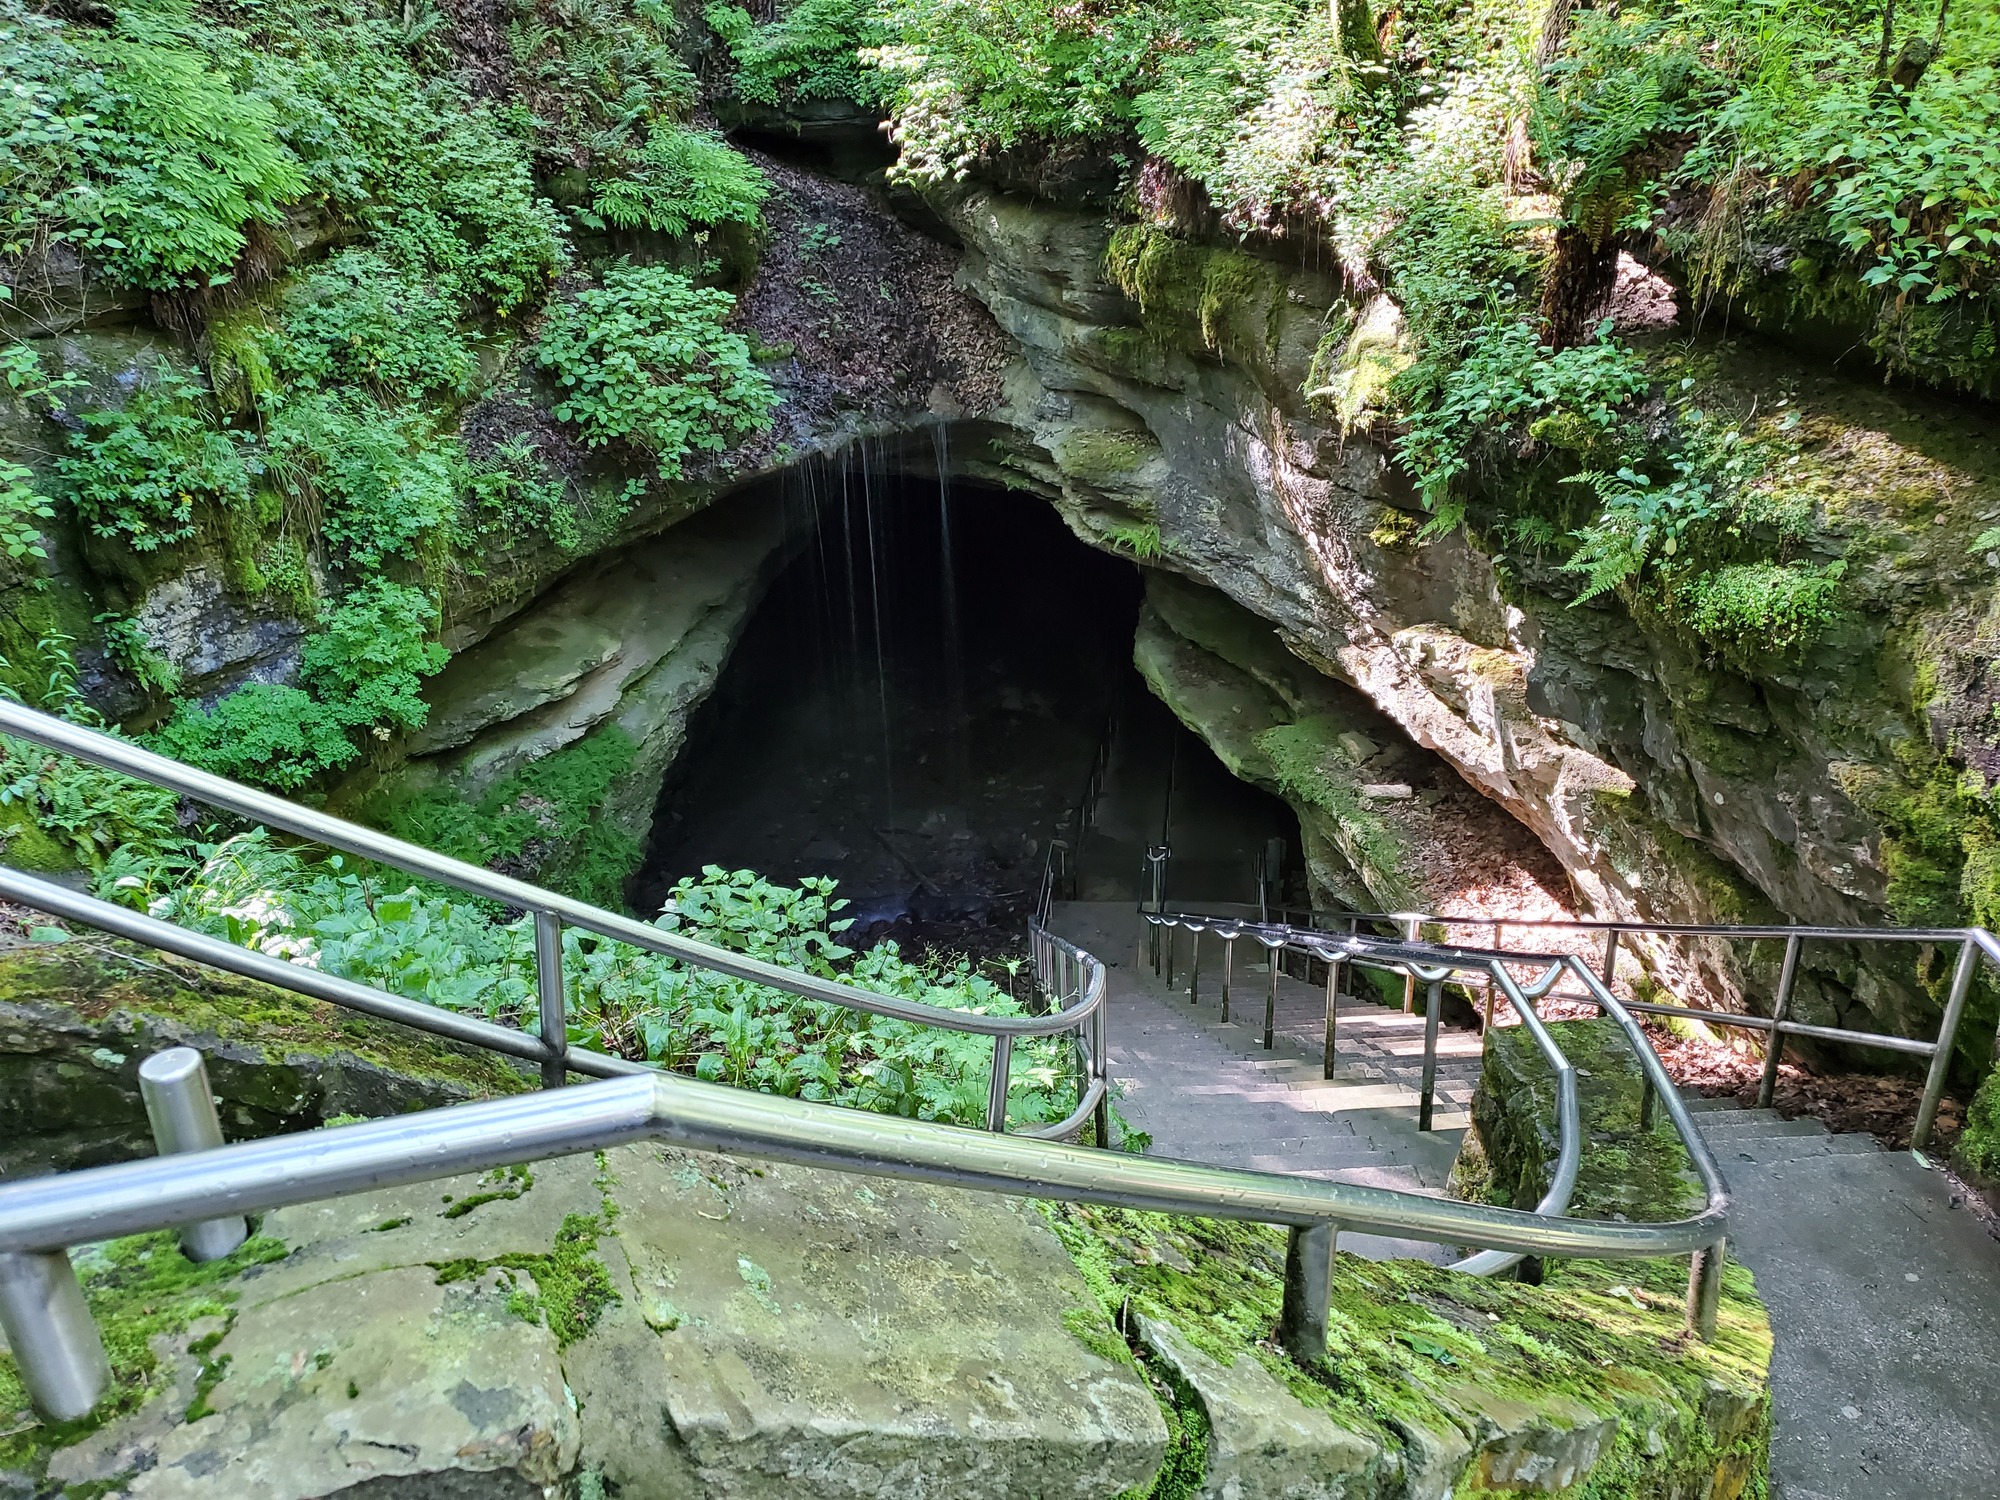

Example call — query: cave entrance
[633,461,1298,955]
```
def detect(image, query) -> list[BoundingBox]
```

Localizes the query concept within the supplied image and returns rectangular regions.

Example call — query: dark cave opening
[632,462,1299,955]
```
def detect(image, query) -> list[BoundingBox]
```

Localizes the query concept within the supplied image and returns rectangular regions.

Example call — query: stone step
[1695,1115,1827,1139]
[1711,1134,1882,1165]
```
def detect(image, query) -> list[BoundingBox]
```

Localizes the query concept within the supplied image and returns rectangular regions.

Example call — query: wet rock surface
[11,1146,1166,1499]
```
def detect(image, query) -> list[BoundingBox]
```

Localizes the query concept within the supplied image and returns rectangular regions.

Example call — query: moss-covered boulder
[0,934,530,1178]
[1042,1202,1770,1500]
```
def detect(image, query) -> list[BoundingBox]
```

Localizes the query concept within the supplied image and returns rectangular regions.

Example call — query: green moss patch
[1044,1202,1769,1500]
[0,1232,290,1477]
[1255,717,1418,912]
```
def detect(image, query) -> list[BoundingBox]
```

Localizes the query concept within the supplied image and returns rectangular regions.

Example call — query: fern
[589,128,769,235]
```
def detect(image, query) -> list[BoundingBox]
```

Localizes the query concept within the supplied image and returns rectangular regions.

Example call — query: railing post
[1264,947,1279,1050]
[1398,913,1421,1012]
[1601,928,1621,988]
[0,1249,110,1422]
[1091,998,1111,1150]
[1278,1223,1334,1363]
[1323,957,1343,1079]
[1914,937,1981,1151]
[535,910,568,1090]
[1164,924,1176,989]
[986,1034,1013,1132]
[1221,937,1234,1023]
[1756,930,1804,1110]
[1419,979,1443,1132]
[1687,1240,1725,1342]
[139,1048,248,1262]
[1188,930,1200,1006]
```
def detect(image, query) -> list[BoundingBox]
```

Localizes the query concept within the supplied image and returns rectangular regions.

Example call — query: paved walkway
[1059,900,2000,1498]
[1052,902,1481,1260]
[1687,1100,2000,1500]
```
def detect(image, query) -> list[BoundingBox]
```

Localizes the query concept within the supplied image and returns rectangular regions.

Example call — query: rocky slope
[929,181,2000,1068]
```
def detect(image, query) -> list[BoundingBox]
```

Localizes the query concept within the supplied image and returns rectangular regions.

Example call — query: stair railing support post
[535,910,567,1089]
[1278,1223,1334,1363]
[1221,937,1234,1023]
[1601,928,1620,988]
[1687,1240,1725,1342]
[1914,936,1981,1150]
[0,1250,110,1423]
[139,1047,248,1263]
[1164,924,1175,990]
[1188,930,1200,1006]
[1264,945,1279,1050]
[1419,978,1443,1132]
[1756,930,1804,1110]
[1323,957,1344,1079]
[1397,913,1421,1012]
[986,1033,1013,1133]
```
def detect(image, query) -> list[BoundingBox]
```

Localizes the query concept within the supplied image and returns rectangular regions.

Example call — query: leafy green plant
[706,0,884,107]
[1671,559,1846,659]
[535,262,777,472]
[298,579,448,736]
[0,635,184,868]
[0,462,55,566]
[150,684,358,791]
[54,365,257,551]
[96,612,181,696]
[0,0,305,285]
[588,128,768,236]
[274,250,477,402]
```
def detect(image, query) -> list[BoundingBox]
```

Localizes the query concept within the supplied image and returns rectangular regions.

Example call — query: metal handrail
[0,702,1728,1424]
[1139,907,1733,1285]
[0,701,1105,1117]
[1197,880,1998,1150]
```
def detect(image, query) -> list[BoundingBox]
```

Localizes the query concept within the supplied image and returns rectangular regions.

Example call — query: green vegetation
[707,0,883,108]
[0,1232,288,1472]
[113,836,1084,1131]
[536,262,777,474]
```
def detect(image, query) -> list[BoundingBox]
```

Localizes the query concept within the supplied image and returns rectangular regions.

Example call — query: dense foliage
[114,833,1082,1130]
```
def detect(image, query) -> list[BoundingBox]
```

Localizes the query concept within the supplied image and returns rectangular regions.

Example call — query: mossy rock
[0,935,531,1174]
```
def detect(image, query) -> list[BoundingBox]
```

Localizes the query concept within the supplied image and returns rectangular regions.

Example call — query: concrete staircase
[1677,1094,2000,1500]
[1050,901,1483,1261]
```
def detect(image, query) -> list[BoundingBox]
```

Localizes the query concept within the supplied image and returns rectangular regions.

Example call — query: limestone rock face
[36,1145,1166,1499]
[931,181,2000,1049]
[0,938,530,1180]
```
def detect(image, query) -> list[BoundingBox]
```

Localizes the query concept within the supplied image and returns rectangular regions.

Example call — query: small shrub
[55,365,257,551]
[275,250,477,402]
[151,683,358,791]
[589,128,768,236]
[705,0,883,107]
[298,579,448,736]
[535,262,776,472]
[1671,560,1845,660]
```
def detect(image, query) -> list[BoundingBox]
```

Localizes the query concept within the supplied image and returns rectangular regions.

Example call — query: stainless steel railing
[0,700,1726,1424]
[1246,894,1998,1151]
[0,699,1110,1135]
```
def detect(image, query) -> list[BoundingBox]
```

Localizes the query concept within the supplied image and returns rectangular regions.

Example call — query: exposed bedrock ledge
[926,179,2000,1059]
[339,488,803,891]
[11,1146,1166,1498]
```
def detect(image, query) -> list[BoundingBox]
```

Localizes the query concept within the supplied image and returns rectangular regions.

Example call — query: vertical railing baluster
[1419,979,1443,1132]
[1756,930,1804,1109]
[535,910,567,1090]
[1323,957,1343,1079]
[140,1048,248,1262]
[986,1034,1013,1132]
[1221,937,1234,1023]
[1278,1223,1335,1362]
[1264,946,1279,1050]
[0,1249,109,1421]
[1914,937,1981,1151]
[1601,928,1620,988]
[1188,930,1200,1006]
[1687,1239,1724,1342]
